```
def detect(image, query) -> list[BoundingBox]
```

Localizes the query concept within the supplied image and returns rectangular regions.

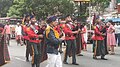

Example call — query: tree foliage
[0,0,13,17]
[91,0,110,14]
[91,0,110,7]
[7,0,74,19]
[2,0,110,19]
[7,0,25,17]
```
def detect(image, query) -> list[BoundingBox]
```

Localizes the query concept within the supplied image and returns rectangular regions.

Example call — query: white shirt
[15,25,22,35]
[114,25,120,34]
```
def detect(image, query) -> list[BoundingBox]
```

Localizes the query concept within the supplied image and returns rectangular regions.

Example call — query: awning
[104,18,120,22]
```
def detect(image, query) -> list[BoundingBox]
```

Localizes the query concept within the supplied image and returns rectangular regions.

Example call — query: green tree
[7,0,74,19]
[91,0,110,14]
[23,0,74,19]
[0,0,13,17]
[7,0,26,17]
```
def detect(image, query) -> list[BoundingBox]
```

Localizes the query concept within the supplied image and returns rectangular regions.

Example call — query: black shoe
[93,56,98,60]
[72,63,79,65]
[21,44,23,46]
[77,54,83,56]
[101,58,108,60]
[26,59,29,62]
[59,51,63,54]
[63,61,68,64]
[36,64,40,67]
[32,64,35,67]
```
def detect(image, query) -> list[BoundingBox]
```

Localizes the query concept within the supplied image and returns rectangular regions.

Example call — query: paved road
[2,40,120,67]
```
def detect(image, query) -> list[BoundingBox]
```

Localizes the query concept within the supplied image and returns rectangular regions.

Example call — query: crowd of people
[0,13,120,67]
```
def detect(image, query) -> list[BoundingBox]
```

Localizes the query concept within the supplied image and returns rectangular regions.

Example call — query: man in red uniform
[93,18,107,60]
[23,25,33,61]
[22,14,33,62]
[27,17,43,67]
[63,15,79,65]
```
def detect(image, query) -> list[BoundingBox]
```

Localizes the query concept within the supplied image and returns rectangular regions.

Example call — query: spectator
[15,23,22,45]
[114,23,120,46]
[107,20,116,55]
[3,22,11,46]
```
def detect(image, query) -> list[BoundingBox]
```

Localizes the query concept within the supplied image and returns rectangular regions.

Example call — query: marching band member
[27,16,43,67]
[22,14,33,62]
[63,15,79,65]
[92,18,107,60]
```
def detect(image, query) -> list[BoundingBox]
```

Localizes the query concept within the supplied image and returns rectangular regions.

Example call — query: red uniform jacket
[62,23,75,40]
[22,25,30,40]
[54,24,64,35]
[93,26,104,40]
[27,25,40,43]
[54,25,61,34]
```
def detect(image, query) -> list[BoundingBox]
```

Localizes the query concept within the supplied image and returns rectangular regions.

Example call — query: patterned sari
[0,27,10,66]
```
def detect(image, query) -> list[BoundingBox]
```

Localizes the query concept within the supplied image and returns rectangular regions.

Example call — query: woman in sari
[0,23,10,66]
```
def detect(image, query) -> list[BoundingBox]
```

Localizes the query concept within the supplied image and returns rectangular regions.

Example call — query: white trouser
[46,53,62,67]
